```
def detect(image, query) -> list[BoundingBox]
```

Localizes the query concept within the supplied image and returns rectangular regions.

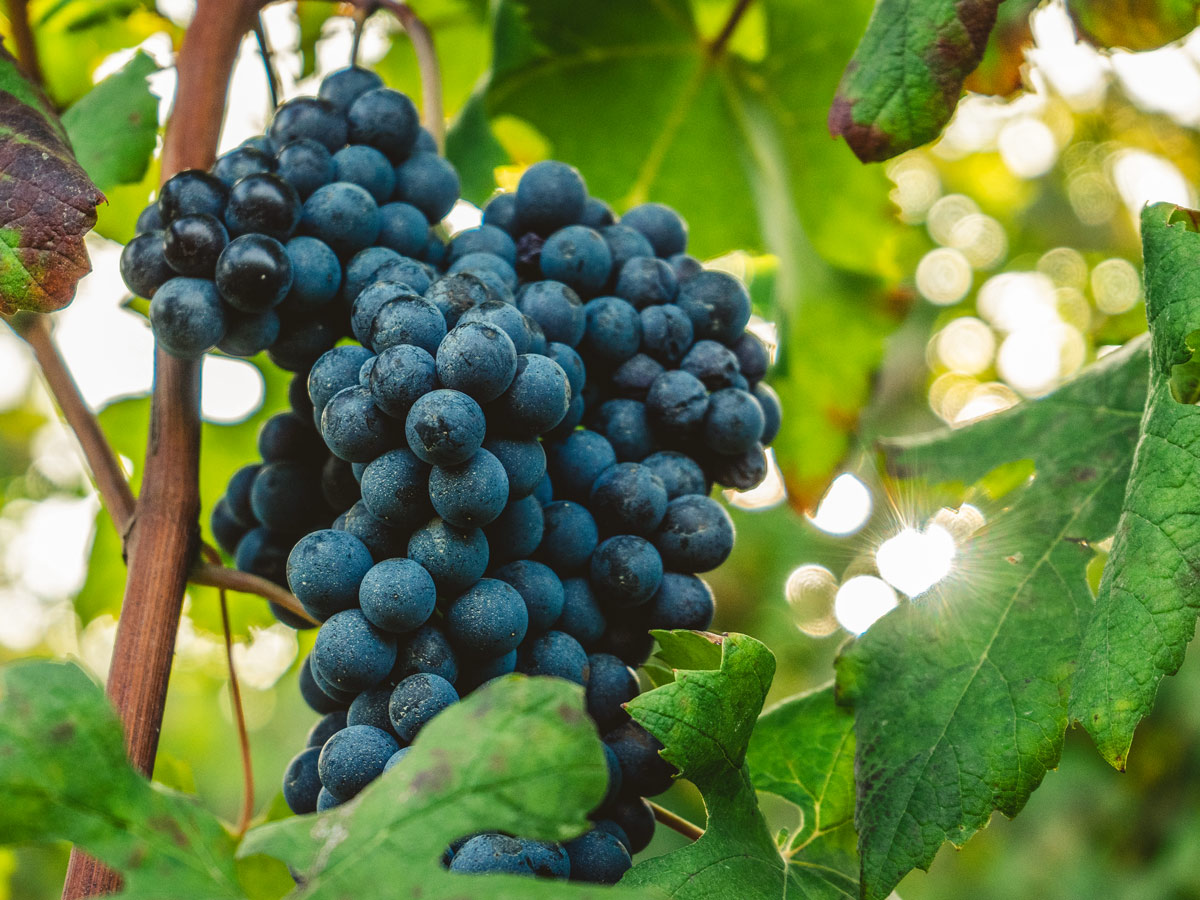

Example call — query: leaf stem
[192,558,319,626]
[253,13,281,111]
[708,0,754,58]
[9,313,137,536]
[6,0,43,87]
[649,800,705,842]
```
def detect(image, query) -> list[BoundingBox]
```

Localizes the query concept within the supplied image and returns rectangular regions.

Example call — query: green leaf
[453,0,912,275]
[241,675,653,899]
[844,335,1151,899]
[829,0,1002,162]
[1070,203,1200,770]
[1068,0,1200,51]
[0,42,103,314]
[62,50,159,192]
[622,632,855,898]
[0,659,244,898]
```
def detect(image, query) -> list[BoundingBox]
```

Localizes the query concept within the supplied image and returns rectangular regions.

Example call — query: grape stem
[649,800,705,842]
[708,0,755,58]
[345,0,445,151]
[193,558,319,626]
[61,2,270,896]
[7,0,43,87]
[253,14,282,111]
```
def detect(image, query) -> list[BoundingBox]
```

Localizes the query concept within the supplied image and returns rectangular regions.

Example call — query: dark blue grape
[351,281,421,345]
[448,251,518,291]
[600,224,654,280]
[600,742,623,808]
[226,463,260,526]
[620,202,687,257]
[456,649,518,693]
[494,559,565,632]
[668,252,703,282]
[645,369,708,437]
[555,579,606,649]
[731,331,769,384]
[589,463,668,536]
[318,723,398,797]
[591,399,656,462]
[537,501,598,574]
[611,353,664,401]
[425,273,490,328]
[586,652,638,733]
[158,169,227,221]
[754,382,780,445]
[211,498,247,557]
[384,745,412,773]
[450,225,517,265]
[481,437,545,500]
[215,233,292,312]
[369,293,446,356]
[360,558,437,633]
[300,653,352,712]
[237,526,293,586]
[546,429,616,500]
[639,303,694,365]
[394,152,459,221]
[377,202,429,256]
[392,624,458,684]
[484,495,544,566]
[389,672,459,742]
[604,719,675,797]
[654,495,734,572]
[703,387,765,454]
[269,96,347,152]
[347,685,396,734]
[342,247,402,303]
[615,256,677,308]
[540,225,612,295]
[283,746,322,813]
[436,322,517,402]
[405,389,485,466]
[218,309,279,356]
[641,450,708,499]
[320,385,400,462]
[675,270,751,344]
[313,609,397,692]
[517,280,585,346]
[563,829,631,884]
[149,277,226,359]
[316,787,343,810]
[213,146,275,186]
[580,197,615,229]
[450,833,531,876]
[302,182,381,257]
[120,231,173,297]
[333,145,396,203]
[592,819,632,855]
[306,709,347,747]
[341,500,409,561]
[522,840,571,879]
[135,202,163,234]
[322,455,361,511]
[359,448,433,530]
[429,448,509,528]
[286,529,373,621]
[518,630,588,684]
[319,66,383,114]
[602,795,655,854]
[581,296,641,364]
[163,213,228,277]
[258,411,324,463]
[491,354,571,436]
[533,472,553,505]
[590,535,663,607]
[225,173,301,241]
[284,235,342,308]
[276,138,335,199]
[647,572,714,630]
[482,191,518,234]
[444,577,528,656]
[458,300,531,353]
[347,88,419,160]
[407,518,489,594]
[369,343,436,419]
[309,346,374,417]
[707,443,767,491]
[516,161,585,234]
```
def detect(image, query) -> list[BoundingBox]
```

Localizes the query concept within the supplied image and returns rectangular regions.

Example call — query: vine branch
[649,800,705,842]
[6,0,43,87]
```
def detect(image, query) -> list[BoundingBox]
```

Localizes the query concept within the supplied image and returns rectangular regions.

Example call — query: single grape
[317,724,398,798]
[268,96,347,153]
[276,138,335,199]
[351,281,422,346]
[545,430,616,501]
[163,213,228,277]
[604,719,676,797]
[491,354,571,436]
[516,160,586,234]
[321,385,400,462]
[731,331,769,384]
[484,494,544,566]
[580,296,641,364]
[675,269,751,344]
[369,293,446,356]
[518,280,585,346]
[119,231,173,298]
[444,578,529,657]
[318,66,384,114]
[341,500,409,561]
[641,450,708,499]
[306,709,347,748]
[639,303,694,365]
[540,225,612,295]
[309,346,375,418]
[754,382,781,445]
[654,494,735,572]
[393,152,459,221]
[614,255,677,308]
[302,182,382,257]
[563,829,631,884]
[377,202,429,257]
[647,572,714,630]
[158,169,227,221]
[424,273,491,328]
[285,529,374,621]
[214,233,293,312]
[405,389,486,466]
[388,672,459,743]
[436,322,518,402]
[586,652,638,733]
[645,369,709,437]
[359,448,433,530]
[537,501,599,575]
[482,191,518,235]
[449,834,532,876]
[218,309,280,357]
[703,387,765,454]
[407,518,489,594]
[459,300,532,354]
[225,173,301,240]
[580,197,615,229]
[555,579,606,649]
[611,353,664,401]
[493,559,565,632]
[282,746,322,814]
[518,630,588,684]
[312,609,398,693]
[149,276,226,359]
[369,343,436,419]
[210,498,247,557]
[392,624,459,684]
[347,685,397,734]
[620,202,688,257]
[589,534,663,607]
[448,251,518,292]
[591,399,656,462]
[333,144,396,203]
[347,88,419,161]
[449,225,517,265]
[589,463,668,536]
[428,448,510,528]
[284,235,342,308]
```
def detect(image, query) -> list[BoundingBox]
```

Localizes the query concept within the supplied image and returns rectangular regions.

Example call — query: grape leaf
[241,675,655,899]
[842,335,1151,899]
[0,659,245,899]
[1068,0,1200,51]
[451,0,912,275]
[829,0,1002,162]
[1070,203,1200,770]
[620,631,856,898]
[0,42,103,314]
[62,50,160,192]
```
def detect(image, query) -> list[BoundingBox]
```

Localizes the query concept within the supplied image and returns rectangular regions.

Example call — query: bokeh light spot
[1090,258,1142,315]
[808,473,873,536]
[916,247,973,306]
[876,525,956,598]
[785,564,840,637]
[835,576,899,635]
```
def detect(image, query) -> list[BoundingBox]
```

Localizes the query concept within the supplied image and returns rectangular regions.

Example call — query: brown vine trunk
[60,3,266,896]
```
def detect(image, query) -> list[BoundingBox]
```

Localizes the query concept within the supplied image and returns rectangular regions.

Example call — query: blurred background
[2,0,1199,896]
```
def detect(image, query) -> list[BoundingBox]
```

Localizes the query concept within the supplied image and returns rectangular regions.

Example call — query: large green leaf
[829,0,1001,162]
[620,631,856,898]
[1068,0,1200,50]
[1070,203,1200,770]
[241,675,652,899]
[451,0,911,275]
[0,42,103,314]
[0,659,244,899]
[841,336,1151,899]
[62,50,159,193]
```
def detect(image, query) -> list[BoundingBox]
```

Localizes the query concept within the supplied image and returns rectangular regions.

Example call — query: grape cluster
[120,66,455,366]
[162,70,780,886]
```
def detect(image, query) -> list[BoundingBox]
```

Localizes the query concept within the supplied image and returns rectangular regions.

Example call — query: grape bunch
[133,68,780,885]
